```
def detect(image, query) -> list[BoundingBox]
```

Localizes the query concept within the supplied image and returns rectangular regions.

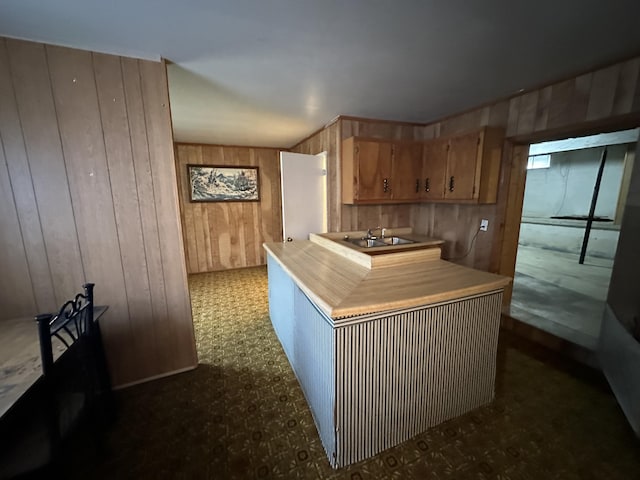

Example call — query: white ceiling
[2,1,640,148]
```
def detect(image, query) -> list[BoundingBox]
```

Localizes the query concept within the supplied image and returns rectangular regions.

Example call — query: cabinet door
[391,142,423,201]
[445,131,480,200]
[356,139,393,201]
[421,139,448,200]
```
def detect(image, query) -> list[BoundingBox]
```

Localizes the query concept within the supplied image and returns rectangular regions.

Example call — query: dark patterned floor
[72,266,639,479]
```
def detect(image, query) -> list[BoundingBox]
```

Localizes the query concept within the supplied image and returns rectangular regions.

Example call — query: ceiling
[2,1,640,148]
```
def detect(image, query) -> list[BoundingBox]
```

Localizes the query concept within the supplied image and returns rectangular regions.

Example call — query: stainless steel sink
[347,238,386,248]
[345,236,416,248]
[381,236,416,245]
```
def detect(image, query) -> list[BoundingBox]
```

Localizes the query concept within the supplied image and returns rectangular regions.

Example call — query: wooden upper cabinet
[445,131,480,200]
[443,127,504,203]
[342,137,393,203]
[341,127,503,205]
[391,141,424,201]
[421,139,448,200]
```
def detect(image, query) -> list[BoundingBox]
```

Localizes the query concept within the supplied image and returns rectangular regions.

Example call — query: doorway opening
[509,128,639,351]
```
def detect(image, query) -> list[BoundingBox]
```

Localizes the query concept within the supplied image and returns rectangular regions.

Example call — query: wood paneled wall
[291,117,425,232]
[174,144,283,273]
[0,38,197,387]
[291,56,640,279]
[417,55,640,285]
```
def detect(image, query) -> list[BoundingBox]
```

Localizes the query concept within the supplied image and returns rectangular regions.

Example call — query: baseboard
[113,364,198,391]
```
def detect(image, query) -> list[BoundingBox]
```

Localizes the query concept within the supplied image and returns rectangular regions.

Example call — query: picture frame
[188,164,260,202]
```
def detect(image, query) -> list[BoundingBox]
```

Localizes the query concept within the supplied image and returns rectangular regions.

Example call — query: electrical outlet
[480,219,489,231]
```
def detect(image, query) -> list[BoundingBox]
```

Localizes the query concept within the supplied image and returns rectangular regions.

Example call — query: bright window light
[527,154,551,170]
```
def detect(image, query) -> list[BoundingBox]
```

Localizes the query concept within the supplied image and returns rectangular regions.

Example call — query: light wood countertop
[264,237,511,322]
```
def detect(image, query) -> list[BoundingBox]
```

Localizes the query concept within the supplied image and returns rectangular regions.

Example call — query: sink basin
[347,238,386,248]
[345,236,416,248]
[381,236,416,245]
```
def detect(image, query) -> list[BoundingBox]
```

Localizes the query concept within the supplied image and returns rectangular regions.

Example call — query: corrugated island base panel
[267,256,337,463]
[334,291,502,467]
[266,256,503,468]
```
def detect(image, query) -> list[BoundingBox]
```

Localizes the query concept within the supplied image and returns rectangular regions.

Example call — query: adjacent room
[511,129,639,357]
[1,1,640,479]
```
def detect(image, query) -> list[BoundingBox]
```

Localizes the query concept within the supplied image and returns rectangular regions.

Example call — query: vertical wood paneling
[0,40,39,316]
[0,132,34,316]
[500,145,528,295]
[0,37,196,387]
[292,55,640,278]
[586,65,620,121]
[534,86,552,132]
[7,39,85,307]
[547,79,575,129]
[516,91,538,136]
[612,58,640,116]
[121,57,172,380]
[571,73,593,124]
[295,117,425,232]
[488,100,510,128]
[93,53,160,379]
[506,96,521,137]
[174,143,282,273]
[47,45,132,383]
[139,60,197,371]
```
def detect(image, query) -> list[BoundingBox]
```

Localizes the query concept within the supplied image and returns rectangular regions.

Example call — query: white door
[280,151,327,241]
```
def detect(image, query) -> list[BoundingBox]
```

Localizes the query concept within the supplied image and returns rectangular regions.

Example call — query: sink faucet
[366,226,385,239]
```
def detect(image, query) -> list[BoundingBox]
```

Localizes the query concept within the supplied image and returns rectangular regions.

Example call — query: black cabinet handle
[449,176,455,192]
[425,178,430,193]
[383,178,390,192]
[415,179,420,193]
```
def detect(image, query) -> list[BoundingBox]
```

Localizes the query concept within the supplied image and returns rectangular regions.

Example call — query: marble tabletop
[0,306,107,419]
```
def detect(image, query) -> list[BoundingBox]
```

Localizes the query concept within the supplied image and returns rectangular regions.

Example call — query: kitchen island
[264,230,510,468]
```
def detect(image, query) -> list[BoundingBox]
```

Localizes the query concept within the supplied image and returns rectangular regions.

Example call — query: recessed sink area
[310,230,444,268]
[345,236,417,248]
[381,236,415,246]
[347,238,386,248]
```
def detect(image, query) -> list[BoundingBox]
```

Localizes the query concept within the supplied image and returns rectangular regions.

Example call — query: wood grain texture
[412,54,640,275]
[264,241,509,320]
[174,143,282,273]
[93,53,161,380]
[121,57,170,380]
[0,37,196,387]
[391,141,423,201]
[289,55,640,283]
[516,91,538,136]
[421,138,448,200]
[6,39,85,307]
[496,144,529,304]
[47,45,134,383]
[0,40,39,316]
[612,58,640,116]
[139,60,197,373]
[310,230,443,269]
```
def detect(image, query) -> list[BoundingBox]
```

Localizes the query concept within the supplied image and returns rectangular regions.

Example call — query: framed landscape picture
[188,165,260,202]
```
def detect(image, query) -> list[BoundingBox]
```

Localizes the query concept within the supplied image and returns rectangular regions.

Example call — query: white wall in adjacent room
[522,144,627,220]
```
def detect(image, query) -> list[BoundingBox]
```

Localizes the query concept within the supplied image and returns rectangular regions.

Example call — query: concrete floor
[509,245,614,351]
